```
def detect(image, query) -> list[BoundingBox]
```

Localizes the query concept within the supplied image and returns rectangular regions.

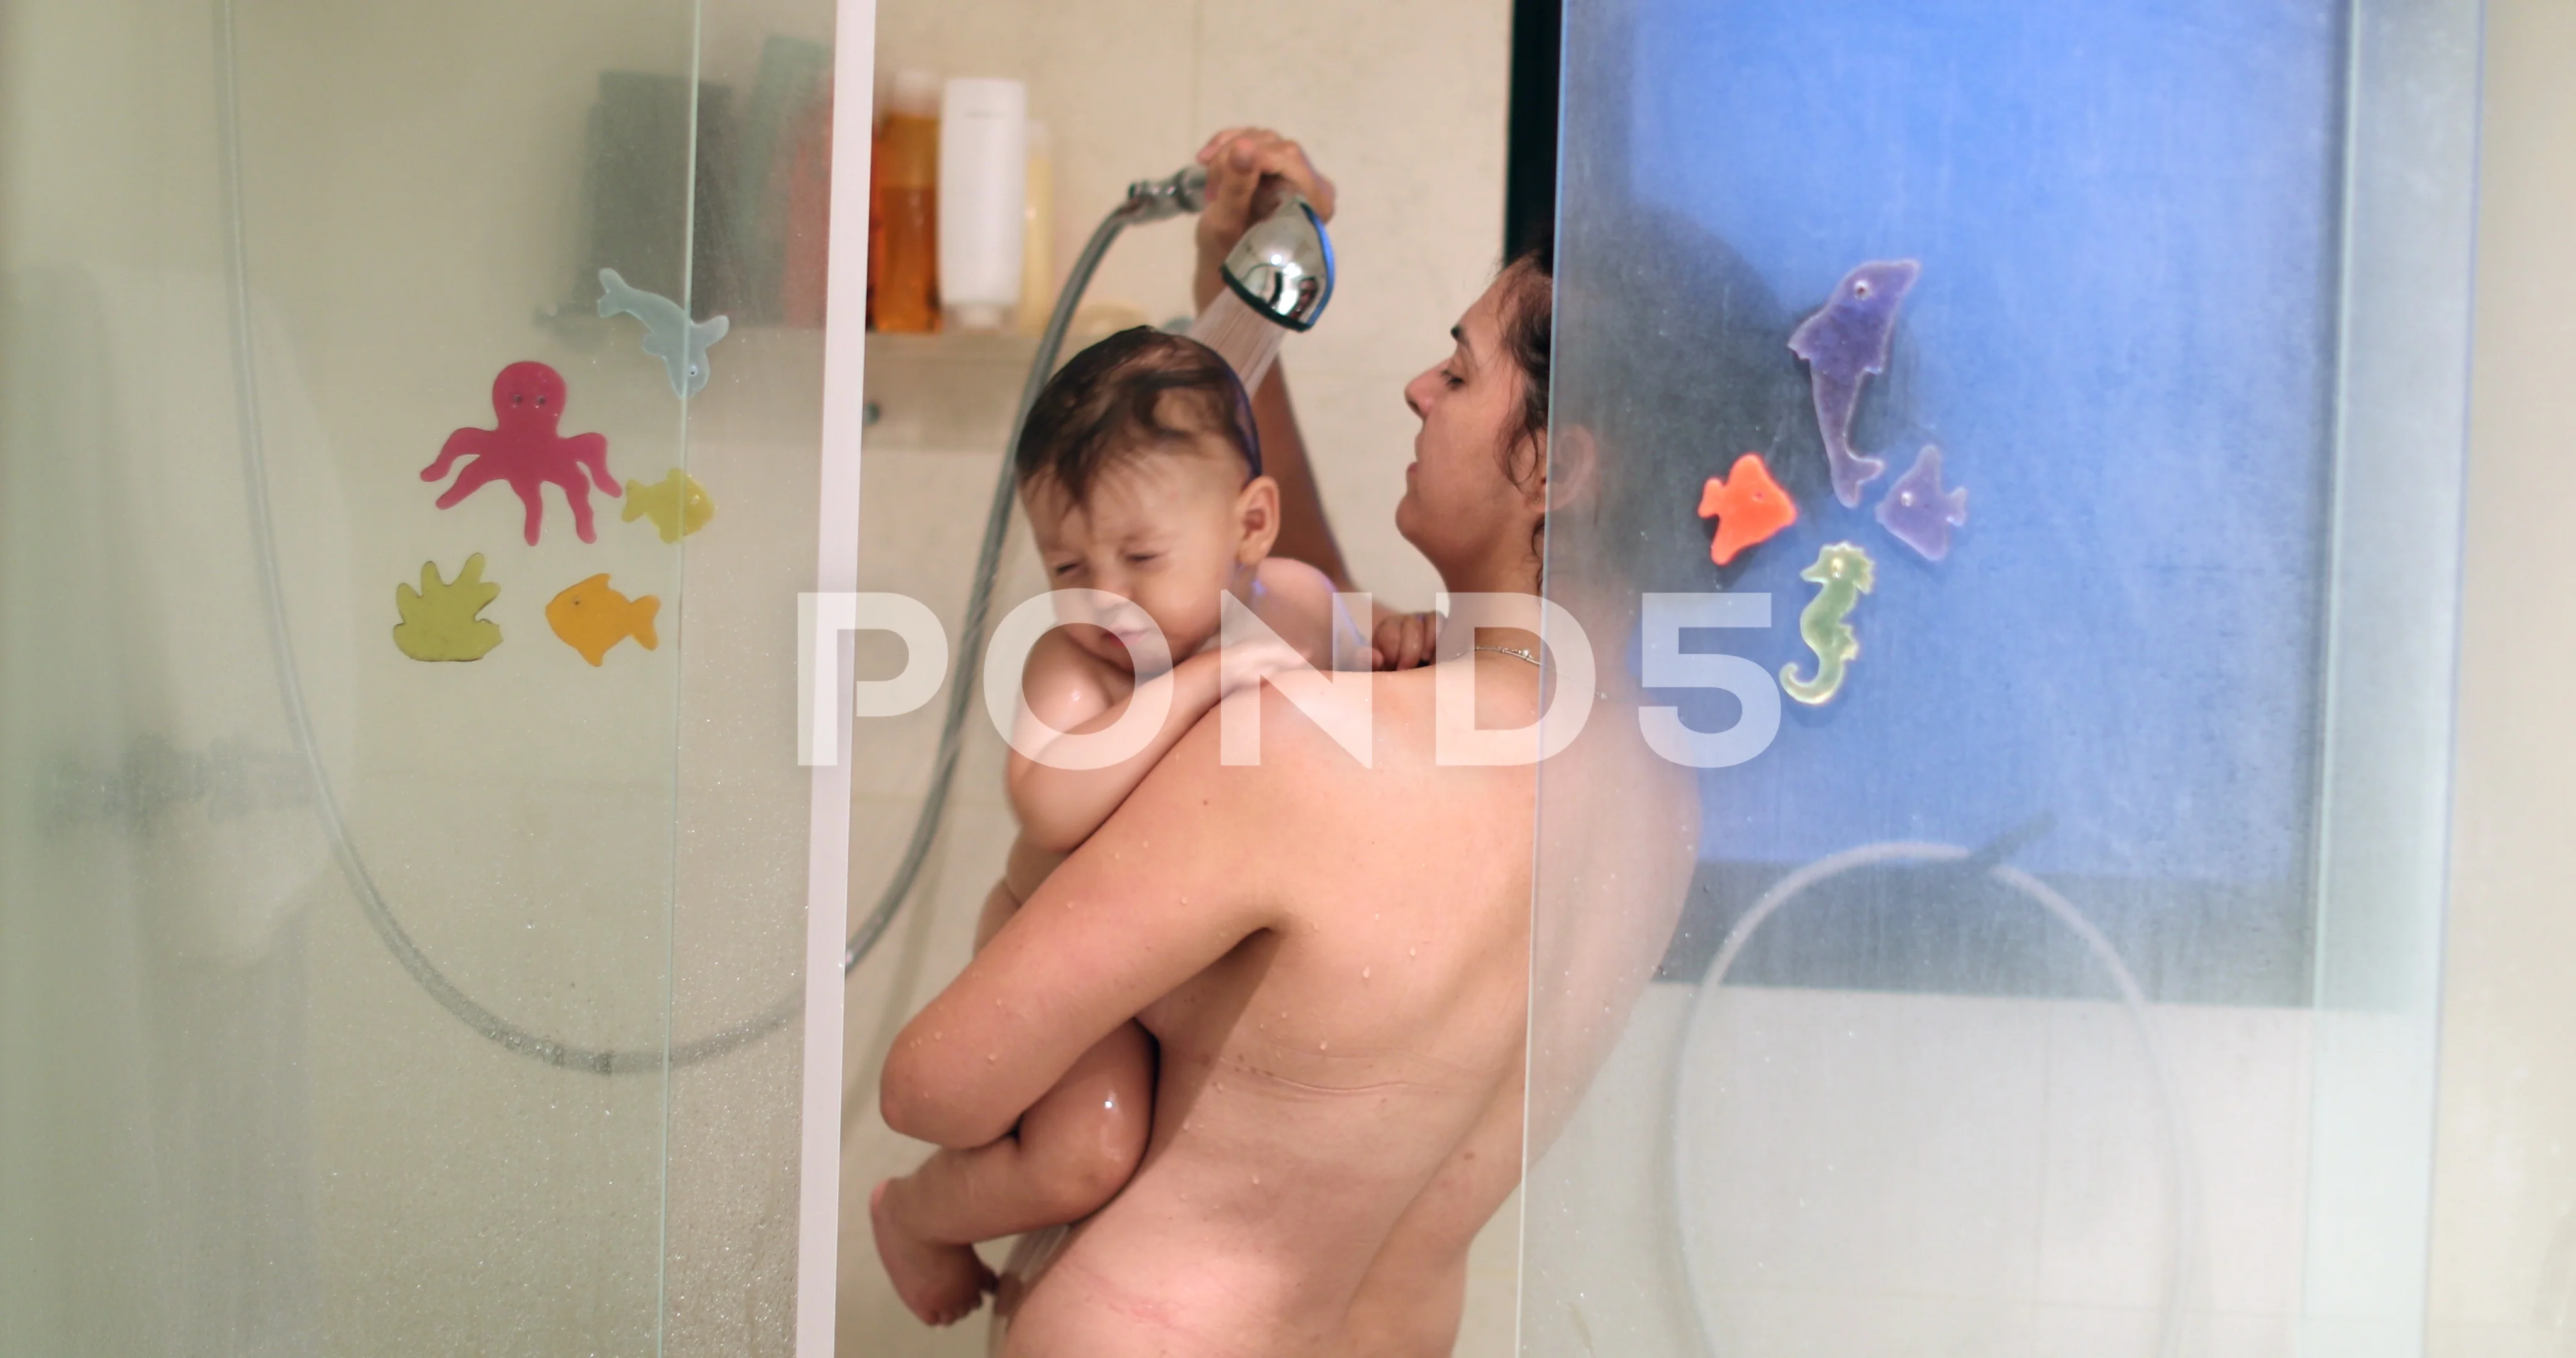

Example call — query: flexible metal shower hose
[838,204,1141,981]
[217,0,1146,1073]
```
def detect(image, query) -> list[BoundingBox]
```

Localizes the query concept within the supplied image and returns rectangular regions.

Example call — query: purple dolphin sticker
[1789,260,1920,507]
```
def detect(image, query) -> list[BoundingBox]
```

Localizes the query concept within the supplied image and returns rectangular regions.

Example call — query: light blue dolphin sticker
[597,267,731,399]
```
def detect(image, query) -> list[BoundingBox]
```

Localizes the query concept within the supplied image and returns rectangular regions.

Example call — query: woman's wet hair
[1496,237,1555,480]
[1014,326,1263,505]
[1510,207,1801,595]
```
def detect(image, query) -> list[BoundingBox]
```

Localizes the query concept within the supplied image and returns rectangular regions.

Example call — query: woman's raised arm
[1194,128,1354,589]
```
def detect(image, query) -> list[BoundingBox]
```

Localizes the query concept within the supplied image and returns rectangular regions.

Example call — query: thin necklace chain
[1473,644,1540,666]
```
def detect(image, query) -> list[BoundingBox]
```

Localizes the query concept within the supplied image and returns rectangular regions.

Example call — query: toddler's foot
[871,1179,996,1327]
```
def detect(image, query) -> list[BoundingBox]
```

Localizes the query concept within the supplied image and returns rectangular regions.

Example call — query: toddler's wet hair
[1014,326,1262,505]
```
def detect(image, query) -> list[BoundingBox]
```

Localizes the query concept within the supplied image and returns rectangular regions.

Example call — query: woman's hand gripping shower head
[1187,129,1338,391]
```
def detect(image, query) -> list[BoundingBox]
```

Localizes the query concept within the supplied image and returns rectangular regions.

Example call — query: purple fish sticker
[1874,444,1968,561]
[1789,260,1920,507]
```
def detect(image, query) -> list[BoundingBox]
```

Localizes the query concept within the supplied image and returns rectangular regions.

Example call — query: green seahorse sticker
[1780,542,1875,705]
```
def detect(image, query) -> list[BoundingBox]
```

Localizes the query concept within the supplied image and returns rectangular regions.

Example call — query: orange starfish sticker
[1697,452,1798,565]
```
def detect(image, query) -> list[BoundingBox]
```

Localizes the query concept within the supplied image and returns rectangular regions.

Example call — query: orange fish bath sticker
[1696,452,1798,565]
[547,573,660,666]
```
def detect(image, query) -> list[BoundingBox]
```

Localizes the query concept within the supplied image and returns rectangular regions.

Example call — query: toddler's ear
[1235,474,1283,561]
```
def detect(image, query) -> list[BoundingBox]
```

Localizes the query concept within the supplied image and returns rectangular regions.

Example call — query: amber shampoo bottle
[870,69,940,331]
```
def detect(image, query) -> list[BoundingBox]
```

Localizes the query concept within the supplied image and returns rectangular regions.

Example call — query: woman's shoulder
[1248,556,1366,668]
[1249,555,1338,607]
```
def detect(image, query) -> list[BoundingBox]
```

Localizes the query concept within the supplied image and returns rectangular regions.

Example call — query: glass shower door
[0,1,839,1353]
[1521,1,2479,1354]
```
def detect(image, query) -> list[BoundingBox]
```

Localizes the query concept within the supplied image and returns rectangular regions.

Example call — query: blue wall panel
[1630,1,2350,890]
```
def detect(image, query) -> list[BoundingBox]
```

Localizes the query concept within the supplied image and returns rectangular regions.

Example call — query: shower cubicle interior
[1523,0,2477,1354]
[4,0,2558,1355]
[2,1,840,1353]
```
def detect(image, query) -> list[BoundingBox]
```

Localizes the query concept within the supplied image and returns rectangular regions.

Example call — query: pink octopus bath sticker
[422,361,619,544]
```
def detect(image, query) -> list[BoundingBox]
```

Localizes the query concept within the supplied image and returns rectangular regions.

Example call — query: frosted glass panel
[1522,1,2477,1354]
[660,9,837,1354]
[0,2,830,1354]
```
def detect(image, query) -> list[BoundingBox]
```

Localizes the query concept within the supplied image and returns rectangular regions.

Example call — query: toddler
[870,326,1359,1325]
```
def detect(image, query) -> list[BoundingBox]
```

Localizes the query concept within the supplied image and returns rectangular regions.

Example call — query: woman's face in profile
[1397,273,1539,571]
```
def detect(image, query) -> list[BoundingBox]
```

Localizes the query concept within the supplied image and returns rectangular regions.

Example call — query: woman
[882,131,1780,1355]
[1201,130,1790,1352]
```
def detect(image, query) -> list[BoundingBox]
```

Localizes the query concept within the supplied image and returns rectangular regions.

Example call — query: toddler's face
[1023,432,1272,675]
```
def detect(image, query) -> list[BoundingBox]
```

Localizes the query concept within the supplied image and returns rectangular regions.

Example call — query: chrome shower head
[1217,191,1333,332]
[1121,165,1335,333]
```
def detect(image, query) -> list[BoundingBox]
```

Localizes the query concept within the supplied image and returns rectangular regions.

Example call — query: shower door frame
[2298,0,2482,1345]
[796,2,877,1354]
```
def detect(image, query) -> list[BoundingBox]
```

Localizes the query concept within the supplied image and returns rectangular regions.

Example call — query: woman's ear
[1235,474,1283,562]
[1543,425,1601,516]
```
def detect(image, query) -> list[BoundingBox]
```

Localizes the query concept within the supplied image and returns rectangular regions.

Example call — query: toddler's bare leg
[871,1020,1155,1326]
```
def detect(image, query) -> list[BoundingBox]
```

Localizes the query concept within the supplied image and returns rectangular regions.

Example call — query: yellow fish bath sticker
[620,468,714,543]
[392,554,503,661]
[547,573,660,666]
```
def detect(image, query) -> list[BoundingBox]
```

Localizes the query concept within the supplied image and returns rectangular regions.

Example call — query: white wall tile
[1673,986,2051,1304]
[1521,985,1702,1355]
[2036,1001,2188,1313]
[1271,365,1445,609]
[1455,1186,1523,1357]
[2156,1003,2311,1319]
[1543,983,2318,1357]
[1192,0,1512,389]
[2431,0,2576,1344]
[1696,1288,2038,1358]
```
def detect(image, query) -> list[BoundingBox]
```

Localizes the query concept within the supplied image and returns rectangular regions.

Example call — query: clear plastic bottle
[869,69,940,332]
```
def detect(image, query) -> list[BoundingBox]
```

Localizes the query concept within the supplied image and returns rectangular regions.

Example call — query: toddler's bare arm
[1006,563,1356,854]
[1004,631,1245,853]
